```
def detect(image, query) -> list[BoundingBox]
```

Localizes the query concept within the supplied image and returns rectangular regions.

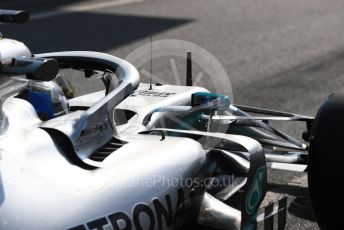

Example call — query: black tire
[308,94,344,229]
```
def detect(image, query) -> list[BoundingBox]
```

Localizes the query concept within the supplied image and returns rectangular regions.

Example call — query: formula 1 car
[0,10,341,230]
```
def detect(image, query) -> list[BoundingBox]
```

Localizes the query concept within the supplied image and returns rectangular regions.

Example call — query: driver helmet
[21,79,70,120]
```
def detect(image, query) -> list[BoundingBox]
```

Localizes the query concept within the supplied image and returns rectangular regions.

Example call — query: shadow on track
[268,183,317,222]
[1,0,89,13]
[0,11,192,54]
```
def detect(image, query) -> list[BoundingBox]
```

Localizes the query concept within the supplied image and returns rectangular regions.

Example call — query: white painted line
[31,11,64,21]
[261,174,308,208]
[61,0,143,12]
[31,0,143,20]
[266,162,307,172]
[286,174,308,188]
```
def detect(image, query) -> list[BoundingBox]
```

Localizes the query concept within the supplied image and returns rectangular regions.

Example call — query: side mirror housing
[0,10,29,24]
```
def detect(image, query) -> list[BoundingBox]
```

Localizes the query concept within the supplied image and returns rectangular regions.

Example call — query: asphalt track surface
[2,0,344,229]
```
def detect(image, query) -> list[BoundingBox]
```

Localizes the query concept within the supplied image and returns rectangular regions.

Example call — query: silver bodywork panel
[0,99,205,230]
[0,51,282,230]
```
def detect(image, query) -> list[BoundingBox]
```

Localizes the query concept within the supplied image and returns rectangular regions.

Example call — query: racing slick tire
[308,93,344,229]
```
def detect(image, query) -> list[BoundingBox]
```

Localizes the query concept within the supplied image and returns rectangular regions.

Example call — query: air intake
[89,138,127,162]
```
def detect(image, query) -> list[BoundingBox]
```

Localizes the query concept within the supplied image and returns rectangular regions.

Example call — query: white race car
[0,9,340,230]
